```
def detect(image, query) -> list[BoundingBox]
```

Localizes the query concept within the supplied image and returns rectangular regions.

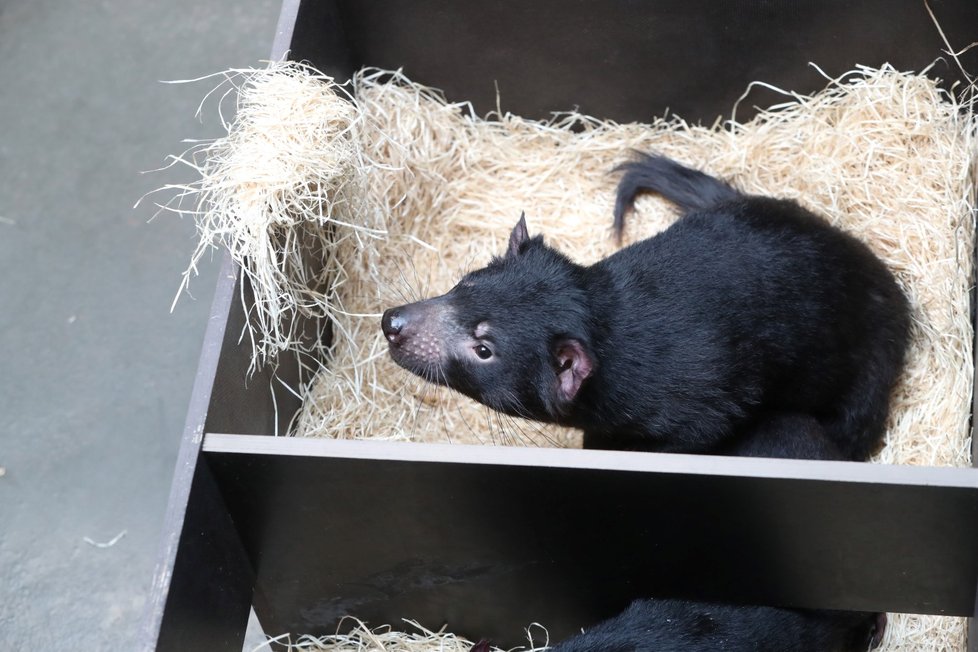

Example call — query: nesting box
[142,1,978,650]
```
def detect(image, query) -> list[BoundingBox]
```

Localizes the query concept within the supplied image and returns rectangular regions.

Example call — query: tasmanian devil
[381,153,911,459]
[717,411,846,460]
[533,598,885,652]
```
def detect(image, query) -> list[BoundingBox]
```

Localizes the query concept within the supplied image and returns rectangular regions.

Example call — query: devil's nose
[381,308,406,343]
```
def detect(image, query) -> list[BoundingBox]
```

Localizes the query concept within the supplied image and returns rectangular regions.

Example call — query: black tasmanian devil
[381,153,911,459]
[502,598,885,652]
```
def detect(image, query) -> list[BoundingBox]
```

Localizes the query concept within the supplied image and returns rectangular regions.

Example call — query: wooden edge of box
[140,0,303,646]
[203,432,978,487]
[139,1,302,648]
[139,254,240,650]
[204,431,978,642]
[970,151,978,470]
[271,0,300,56]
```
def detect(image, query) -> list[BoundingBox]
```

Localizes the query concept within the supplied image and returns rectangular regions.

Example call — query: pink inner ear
[556,339,593,402]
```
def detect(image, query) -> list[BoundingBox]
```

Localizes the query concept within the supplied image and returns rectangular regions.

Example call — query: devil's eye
[474,344,493,360]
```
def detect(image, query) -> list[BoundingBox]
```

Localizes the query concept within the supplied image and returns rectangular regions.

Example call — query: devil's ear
[469,640,492,652]
[507,211,529,258]
[555,338,594,404]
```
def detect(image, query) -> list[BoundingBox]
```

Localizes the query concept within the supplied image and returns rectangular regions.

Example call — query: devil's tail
[613,152,741,239]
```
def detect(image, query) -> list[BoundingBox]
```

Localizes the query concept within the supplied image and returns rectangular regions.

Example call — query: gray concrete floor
[0,0,280,648]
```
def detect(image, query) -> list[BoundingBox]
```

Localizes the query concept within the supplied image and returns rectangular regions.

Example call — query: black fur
[613,152,739,237]
[543,598,885,652]
[585,411,848,460]
[720,412,846,460]
[382,153,911,460]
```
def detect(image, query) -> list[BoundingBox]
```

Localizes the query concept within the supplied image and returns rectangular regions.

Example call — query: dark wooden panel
[293,0,978,124]
[203,268,305,437]
[139,253,242,652]
[972,607,978,652]
[290,0,353,79]
[155,458,256,652]
[205,435,978,647]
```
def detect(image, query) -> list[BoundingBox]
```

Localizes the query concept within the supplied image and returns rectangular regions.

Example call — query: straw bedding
[169,62,976,651]
[250,619,544,652]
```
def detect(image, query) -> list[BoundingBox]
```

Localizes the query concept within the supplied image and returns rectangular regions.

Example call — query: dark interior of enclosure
[207,443,978,647]
[204,269,304,437]
[292,0,978,124]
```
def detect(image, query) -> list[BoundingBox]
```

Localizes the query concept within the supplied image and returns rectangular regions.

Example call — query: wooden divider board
[204,434,978,648]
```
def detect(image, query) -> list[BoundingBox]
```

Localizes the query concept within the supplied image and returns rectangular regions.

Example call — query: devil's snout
[381,308,406,345]
[382,298,456,374]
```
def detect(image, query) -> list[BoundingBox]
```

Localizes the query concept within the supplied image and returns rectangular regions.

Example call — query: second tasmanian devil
[381,154,911,458]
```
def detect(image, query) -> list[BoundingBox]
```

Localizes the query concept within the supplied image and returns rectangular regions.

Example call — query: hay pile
[143,63,378,375]
[249,620,546,652]
[169,62,976,651]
